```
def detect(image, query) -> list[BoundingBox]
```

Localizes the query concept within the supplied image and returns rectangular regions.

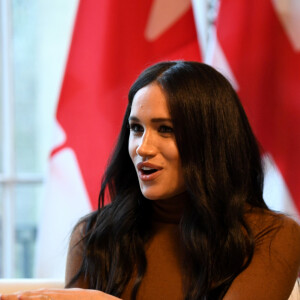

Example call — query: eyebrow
[128,116,173,123]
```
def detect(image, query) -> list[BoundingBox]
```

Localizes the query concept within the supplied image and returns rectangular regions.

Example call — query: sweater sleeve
[224,214,300,300]
[65,221,89,288]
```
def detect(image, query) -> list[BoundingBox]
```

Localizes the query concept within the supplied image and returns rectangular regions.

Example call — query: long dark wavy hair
[67,61,269,299]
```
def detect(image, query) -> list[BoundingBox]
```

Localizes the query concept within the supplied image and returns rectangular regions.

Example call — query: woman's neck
[150,192,189,224]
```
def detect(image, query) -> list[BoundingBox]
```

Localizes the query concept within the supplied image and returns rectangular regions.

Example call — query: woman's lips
[138,169,162,181]
[137,162,163,181]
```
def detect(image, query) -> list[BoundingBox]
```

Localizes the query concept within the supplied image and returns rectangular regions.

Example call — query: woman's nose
[136,131,156,157]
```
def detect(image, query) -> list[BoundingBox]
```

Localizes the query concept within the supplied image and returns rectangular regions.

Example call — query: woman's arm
[224,214,300,300]
[65,221,89,288]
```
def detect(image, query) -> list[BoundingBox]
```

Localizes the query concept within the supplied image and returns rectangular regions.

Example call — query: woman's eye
[129,123,143,133]
[159,125,174,134]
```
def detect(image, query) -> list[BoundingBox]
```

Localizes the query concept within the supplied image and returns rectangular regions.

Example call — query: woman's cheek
[128,136,136,161]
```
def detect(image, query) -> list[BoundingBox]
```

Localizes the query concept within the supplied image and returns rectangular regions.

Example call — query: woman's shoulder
[245,207,300,240]
[224,209,300,299]
[70,204,113,245]
[245,207,300,283]
[69,212,96,244]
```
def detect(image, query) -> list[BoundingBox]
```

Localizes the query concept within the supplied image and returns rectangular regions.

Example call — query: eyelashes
[159,125,174,133]
[128,123,174,135]
[129,123,143,133]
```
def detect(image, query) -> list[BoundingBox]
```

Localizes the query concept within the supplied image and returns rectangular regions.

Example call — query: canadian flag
[208,0,300,218]
[35,0,201,278]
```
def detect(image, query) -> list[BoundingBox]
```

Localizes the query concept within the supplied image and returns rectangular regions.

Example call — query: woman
[3,61,300,299]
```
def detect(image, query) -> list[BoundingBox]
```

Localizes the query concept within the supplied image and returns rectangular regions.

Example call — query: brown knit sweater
[65,199,300,300]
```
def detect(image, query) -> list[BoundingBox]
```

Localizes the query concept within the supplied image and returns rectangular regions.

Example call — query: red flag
[54,0,201,209]
[36,0,201,277]
[212,0,300,215]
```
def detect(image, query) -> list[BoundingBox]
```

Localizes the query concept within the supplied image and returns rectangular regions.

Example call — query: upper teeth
[142,167,153,170]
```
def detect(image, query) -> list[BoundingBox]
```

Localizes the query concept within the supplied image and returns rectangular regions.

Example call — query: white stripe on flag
[35,146,91,278]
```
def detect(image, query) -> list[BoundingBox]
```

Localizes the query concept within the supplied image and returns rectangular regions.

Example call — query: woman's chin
[142,192,162,201]
[141,189,186,201]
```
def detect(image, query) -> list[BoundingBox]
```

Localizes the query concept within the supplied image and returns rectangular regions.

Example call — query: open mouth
[137,162,162,180]
[141,167,158,175]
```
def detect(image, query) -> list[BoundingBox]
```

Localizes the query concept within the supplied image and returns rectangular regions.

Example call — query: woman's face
[128,83,185,200]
